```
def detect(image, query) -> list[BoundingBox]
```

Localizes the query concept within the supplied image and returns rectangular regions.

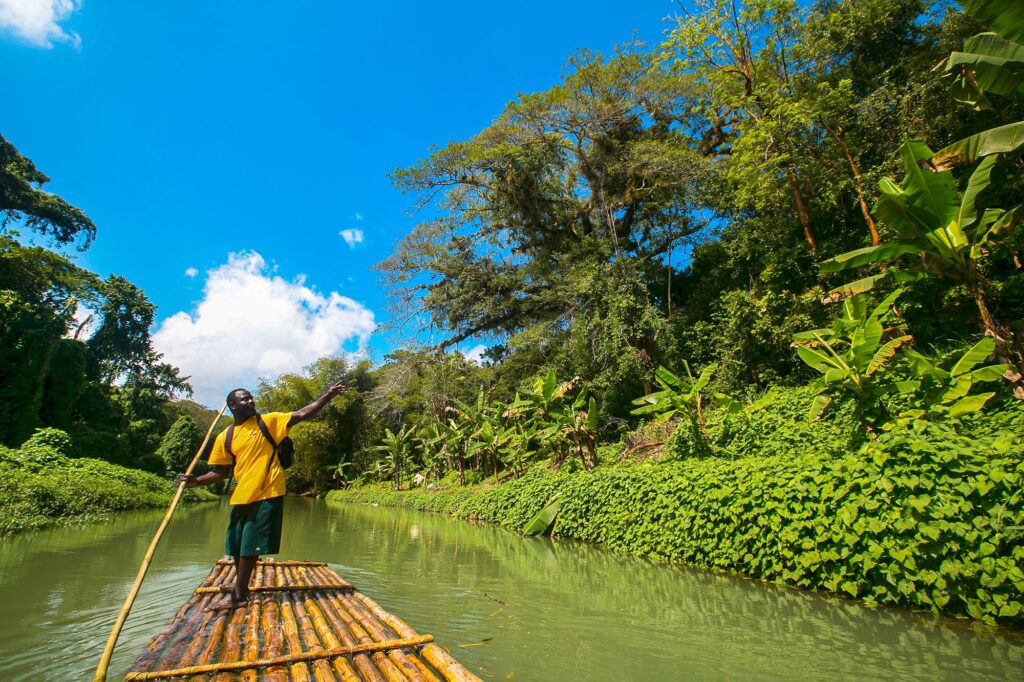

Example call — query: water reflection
[0,497,1020,681]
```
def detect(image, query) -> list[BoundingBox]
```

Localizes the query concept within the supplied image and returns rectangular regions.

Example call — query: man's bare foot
[205,595,247,612]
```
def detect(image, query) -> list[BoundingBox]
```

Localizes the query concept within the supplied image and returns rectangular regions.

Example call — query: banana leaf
[950,337,996,376]
[949,392,996,417]
[866,335,913,375]
[523,494,562,536]
[962,0,1024,44]
[820,243,920,272]
[931,121,1024,170]
[900,141,959,227]
[957,156,998,229]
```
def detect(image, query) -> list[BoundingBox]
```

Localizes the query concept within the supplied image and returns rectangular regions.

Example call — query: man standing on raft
[178,381,346,611]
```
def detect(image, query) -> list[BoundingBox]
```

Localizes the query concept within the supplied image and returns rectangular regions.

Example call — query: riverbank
[0,428,216,534]
[329,420,1024,628]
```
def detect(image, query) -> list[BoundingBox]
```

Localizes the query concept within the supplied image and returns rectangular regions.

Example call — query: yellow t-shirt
[208,412,290,505]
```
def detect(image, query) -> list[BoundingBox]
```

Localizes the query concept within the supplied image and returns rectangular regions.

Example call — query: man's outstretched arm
[178,465,232,488]
[287,380,346,428]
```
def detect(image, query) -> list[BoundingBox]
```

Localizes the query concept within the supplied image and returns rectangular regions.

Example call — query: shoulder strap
[255,414,279,450]
[225,424,236,460]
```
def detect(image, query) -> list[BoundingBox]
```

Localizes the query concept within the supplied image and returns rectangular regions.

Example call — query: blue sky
[2,0,676,404]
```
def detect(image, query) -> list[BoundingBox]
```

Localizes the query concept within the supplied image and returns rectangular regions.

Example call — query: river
[0,497,1020,680]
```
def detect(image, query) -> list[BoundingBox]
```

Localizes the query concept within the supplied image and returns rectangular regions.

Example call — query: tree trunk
[828,123,880,246]
[786,167,816,252]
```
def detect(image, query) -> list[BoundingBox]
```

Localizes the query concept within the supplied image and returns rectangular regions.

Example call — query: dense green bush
[666,384,863,461]
[329,420,1023,626]
[0,428,216,533]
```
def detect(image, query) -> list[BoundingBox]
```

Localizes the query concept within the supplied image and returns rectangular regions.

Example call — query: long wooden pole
[93,403,228,682]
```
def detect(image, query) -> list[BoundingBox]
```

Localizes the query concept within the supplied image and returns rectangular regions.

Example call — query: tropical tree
[820,141,1022,358]
[368,425,414,490]
[0,134,96,247]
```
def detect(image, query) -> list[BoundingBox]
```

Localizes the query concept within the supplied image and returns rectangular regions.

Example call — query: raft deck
[125,559,481,681]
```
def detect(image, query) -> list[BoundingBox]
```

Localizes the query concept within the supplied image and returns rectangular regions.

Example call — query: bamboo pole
[217,559,327,566]
[240,572,264,682]
[263,576,289,682]
[329,594,409,682]
[124,635,436,680]
[294,597,339,682]
[211,606,248,682]
[315,590,387,682]
[93,404,228,682]
[303,595,363,682]
[196,583,353,594]
[354,593,482,682]
[339,592,433,682]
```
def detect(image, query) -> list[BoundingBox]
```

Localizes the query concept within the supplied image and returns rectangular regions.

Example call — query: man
[178,381,346,611]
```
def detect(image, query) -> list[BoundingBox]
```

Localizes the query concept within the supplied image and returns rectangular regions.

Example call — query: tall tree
[0,135,96,247]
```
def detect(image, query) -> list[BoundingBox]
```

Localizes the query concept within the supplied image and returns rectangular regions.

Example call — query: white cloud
[0,0,82,48]
[153,251,376,406]
[184,267,198,278]
[339,228,364,249]
[464,344,487,365]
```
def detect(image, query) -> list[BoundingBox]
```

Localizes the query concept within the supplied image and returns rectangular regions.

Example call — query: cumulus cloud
[184,267,198,278]
[153,251,376,406]
[339,228,364,249]
[464,344,487,365]
[0,0,82,48]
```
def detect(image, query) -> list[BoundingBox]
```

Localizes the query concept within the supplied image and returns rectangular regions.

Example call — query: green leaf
[950,337,995,376]
[715,393,743,414]
[900,141,959,228]
[807,394,831,421]
[974,204,1022,248]
[820,244,920,273]
[542,369,556,402]
[797,345,840,373]
[825,270,928,300]
[866,335,913,375]
[870,289,904,321]
[692,362,718,393]
[971,364,1013,382]
[824,367,849,384]
[654,366,686,390]
[852,319,884,372]
[949,392,996,417]
[962,0,1024,44]
[932,121,1024,170]
[957,156,998,229]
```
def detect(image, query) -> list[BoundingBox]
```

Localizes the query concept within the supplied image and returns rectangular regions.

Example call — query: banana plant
[820,140,1021,351]
[932,0,1024,170]
[630,361,734,452]
[895,336,1012,423]
[367,425,413,490]
[792,290,912,431]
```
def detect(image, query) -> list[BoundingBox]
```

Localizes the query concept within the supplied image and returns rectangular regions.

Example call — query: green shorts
[225,496,284,557]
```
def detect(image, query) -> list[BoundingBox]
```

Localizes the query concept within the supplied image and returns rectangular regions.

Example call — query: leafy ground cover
[0,428,216,534]
[329,417,1024,627]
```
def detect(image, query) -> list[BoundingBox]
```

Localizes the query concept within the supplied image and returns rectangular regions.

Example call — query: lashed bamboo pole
[314,590,387,682]
[211,605,248,682]
[124,635,436,680]
[329,594,409,682]
[263,571,289,682]
[293,597,339,682]
[196,583,354,594]
[240,570,264,682]
[281,566,314,682]
[354,593,482,682]
[217,559,327,567]
[93,403,227,682]
[339,593,434,682]
[302,595,362,682]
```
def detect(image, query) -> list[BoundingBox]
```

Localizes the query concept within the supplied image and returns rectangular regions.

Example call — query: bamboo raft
[124,559,481,682]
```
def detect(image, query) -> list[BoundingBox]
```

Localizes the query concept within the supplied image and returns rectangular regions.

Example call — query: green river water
[0,497,1021,681]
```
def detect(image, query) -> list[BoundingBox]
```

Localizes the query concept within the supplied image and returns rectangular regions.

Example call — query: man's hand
[177,473,198,489]
[289,380,349,427]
